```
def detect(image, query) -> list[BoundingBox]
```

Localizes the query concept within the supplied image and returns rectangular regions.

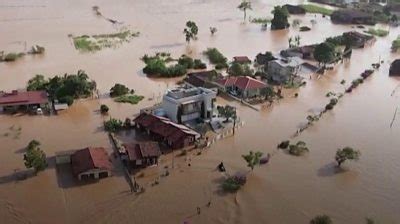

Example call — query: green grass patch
[250,17,271,24]
[73,30,139,52]
[300,4,333,16]
[114,94,144,104]
[364,28,389,37]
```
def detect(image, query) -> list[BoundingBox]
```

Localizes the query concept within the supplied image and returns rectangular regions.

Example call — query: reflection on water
[0,0,400,223]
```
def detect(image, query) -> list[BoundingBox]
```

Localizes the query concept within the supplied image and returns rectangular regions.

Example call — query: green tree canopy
[217,105,237,122]
[24,140,47,173]
[335,147,360,167]
[110,83,130,97]
[238,1,252,21]
[271,6,290,30]
[27,75,47,91]
[183,21,199,43]
[242,151,263,170]
[228,62,254,76]
[310,215,333,224]
[314,42,336,65]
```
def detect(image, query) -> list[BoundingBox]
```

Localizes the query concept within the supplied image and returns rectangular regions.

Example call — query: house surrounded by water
[162,86,217,124]
[0,90,48,113]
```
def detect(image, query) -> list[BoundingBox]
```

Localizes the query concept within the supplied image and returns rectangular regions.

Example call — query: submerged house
[0,90,48,113]
[184,70,223,90]
[71,147,112,181]
[134,113,200,149]
[280,45,316,60]
[331,9,376,25]
[217,76,267,99]
[122,142,161,168]
[162,86,217,124]
[342,31,375,48]
[267,57,303,84]
[389,59,400,76]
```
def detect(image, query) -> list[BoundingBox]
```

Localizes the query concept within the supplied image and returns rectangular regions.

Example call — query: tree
[242,151,263,171]
[104,118,123,132]
[228,62,253,76]
[110,83,130,97]
[183,21,198,43]
[27,74,47,91]
[314,42,336,66]
[217,105,236,122]
[23,140,47,173]
[310,215,333,224]
[288,141,309,156]
[271,6,289,30]
[335,147,360,167]
[100,104,109,114]
[238,1,252,22]
[260,86,275,100]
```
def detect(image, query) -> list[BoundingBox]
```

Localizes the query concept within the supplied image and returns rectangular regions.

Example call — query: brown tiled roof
[218,76,266,90]
[0,90,48,106]
[71,147,112,176]
[124,142,161,161]
[233,56,251,63]
[134,113,200,143]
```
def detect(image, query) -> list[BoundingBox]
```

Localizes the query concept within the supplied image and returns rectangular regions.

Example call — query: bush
[100,104,109,114]
[178,55,194,69]
[222,175,247,193]
[3,53,23,62]
[23,140,47,173]
[164,64,187,77]
[110,83,130,97]
[193,59,207,69]
[392,36,400,52]
[365,28,389,37]
[203,48,228,65]
[278,140,290,149]
[143,58,167,76]
[228,62,253,76]
[104,118,123,132]
[288,141,309,156]
[114,95,144,104]
[310,215,333,224]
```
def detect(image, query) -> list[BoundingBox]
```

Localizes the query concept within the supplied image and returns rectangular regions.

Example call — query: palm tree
[237,1,252,22]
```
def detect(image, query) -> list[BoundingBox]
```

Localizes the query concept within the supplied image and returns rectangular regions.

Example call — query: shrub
[193,59,207,69]
[178,55,194,69]
[288,141,309,156]
[335,147,360,167]
[278,140,290,149]
[164,64,187,77]
[392,36,400,52]
[3,53,22,62]
[222,175,247,193]
[104,118,123,132]
[110,83,130,97]
[143,58,167,76]
[100,104,109,114]
[114,95,144,104]
[23,140,47,173]
[310,215,333,224]
[365,28,389,37]
[203,48,228,65]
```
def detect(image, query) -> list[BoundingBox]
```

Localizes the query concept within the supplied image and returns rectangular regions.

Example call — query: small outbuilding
[71,147,112,180]
[233,56,251,64]
[122,142,161,169]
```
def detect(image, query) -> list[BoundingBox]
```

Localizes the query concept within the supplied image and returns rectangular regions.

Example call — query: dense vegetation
[110,83,130,97]
[228,62,254,76]
[23,140,47,173]
[73,30,139,52]
[392,36,400,52]
[26,70,96,105]
[104,118,124,132]
[271,6,290,30]
[114,95,144,104]
[183,21,198,43]
[100,104,109,114]
[314,42,337,65]
[203,48,228,69]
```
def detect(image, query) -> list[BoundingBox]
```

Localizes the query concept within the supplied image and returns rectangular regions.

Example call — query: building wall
[77,169,111,180]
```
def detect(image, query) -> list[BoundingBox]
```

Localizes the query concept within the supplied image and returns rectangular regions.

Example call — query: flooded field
[1,0,400,223]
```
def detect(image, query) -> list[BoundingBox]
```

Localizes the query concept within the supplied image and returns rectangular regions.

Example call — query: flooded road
[1,0,400,223]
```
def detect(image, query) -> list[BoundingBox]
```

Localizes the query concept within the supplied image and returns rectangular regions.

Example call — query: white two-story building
[162,86,217,124]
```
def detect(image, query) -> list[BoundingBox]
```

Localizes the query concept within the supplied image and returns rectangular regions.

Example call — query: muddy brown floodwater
[1,0,400,223]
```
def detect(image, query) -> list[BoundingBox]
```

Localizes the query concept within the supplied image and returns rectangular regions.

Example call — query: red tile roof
[134,113,200,144]
[0,90,48,106]
[124,142,161,161]
[71,147,112,176]
[233,56,251,63]
[218,76,266,91]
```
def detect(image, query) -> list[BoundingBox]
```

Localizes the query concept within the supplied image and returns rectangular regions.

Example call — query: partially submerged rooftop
[165,86,215,100]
